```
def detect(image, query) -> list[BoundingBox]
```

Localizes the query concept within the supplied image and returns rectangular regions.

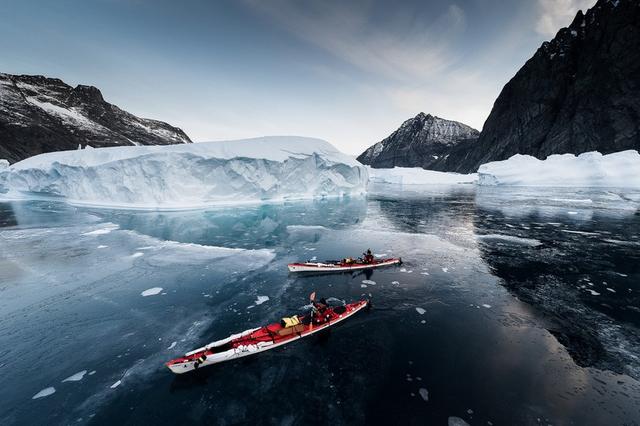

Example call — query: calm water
[0,185,639,425]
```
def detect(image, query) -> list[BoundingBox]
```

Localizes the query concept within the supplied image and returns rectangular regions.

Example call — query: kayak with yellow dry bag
[165,293,370,374]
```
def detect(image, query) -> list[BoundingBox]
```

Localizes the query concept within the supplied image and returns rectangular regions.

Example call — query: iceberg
[478,150,640,188]
[367,166,477,185]
[0,136,367,209]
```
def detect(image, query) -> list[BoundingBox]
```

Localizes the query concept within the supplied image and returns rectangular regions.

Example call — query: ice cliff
[0,136,367,209]
[478,150,640,188]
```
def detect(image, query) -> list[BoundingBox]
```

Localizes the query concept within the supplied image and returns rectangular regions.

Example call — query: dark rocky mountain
[0,73,191,163]
[452,0,639,173]
[357,113,479,171]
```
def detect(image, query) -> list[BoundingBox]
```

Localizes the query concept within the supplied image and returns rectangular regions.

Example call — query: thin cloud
[243,0,467,81]
[535,0,595,37]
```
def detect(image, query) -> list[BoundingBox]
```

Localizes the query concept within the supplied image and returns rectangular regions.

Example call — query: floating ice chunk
[88,371,96,376]
[416,308,426,315]
[97,245,108,249]
[361,284,367,288]
[442,267,449,273]
[420,320,426,324]
[362,280,376,285]
[82,223,119,236]
[32,387,56,399]
[448,417,470,426]
[568,211,579,215]
[420,272,429,275]
[400,268,407,272]
[131,252,144,258]
[167,341,177,350]
[586,289,600,296]
[141,287,163,297]
[62,370,87,382]
[418,388,429,402]
[476,234,542,247]
[606,288,616,293]
[391,281,400,285]
[481,304,492,309]
[255,295,270,305]
[110,380,121,389]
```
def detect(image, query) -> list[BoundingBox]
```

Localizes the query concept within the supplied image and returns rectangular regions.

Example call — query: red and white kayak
[166,299,369,374]
[288,258,401,273]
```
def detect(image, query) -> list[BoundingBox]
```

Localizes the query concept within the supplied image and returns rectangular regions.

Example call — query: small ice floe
[420,320,426,324]
[62,370,87,382]
[586,289,601,296]
[391,281,400,285]
[418,388,429,402]
[97,245,108,249]
[255,295,269,305]
[400,268,407,272]
[362,280,376,285]
[416,308,426,315]
[110,380,121,389]
[131,252,144,258]
[448,417,470,426]
[420,272,429,275]
[467,409,474,414]
[361,284,368,288]
[567,211,579,215]
[88,371,96,376]
[442,268,449,273]
[32,387,56,399]
[615,272,628,277]
[167,341,177,350]
[310,256,317,261]
[606,288,616,293]
[481,304,492,309]
[141,287,163,297]
[82,223,118,236]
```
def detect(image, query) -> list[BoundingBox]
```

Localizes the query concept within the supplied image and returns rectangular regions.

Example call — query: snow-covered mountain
[0,136,367,208]
[0,73,191,163]
[356,113,479,171]
[453,0,640,173]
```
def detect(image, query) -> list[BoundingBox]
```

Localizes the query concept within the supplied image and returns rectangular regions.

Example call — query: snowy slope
[0,73,191,163]
[367,166,477,185]
[0,136,367,209]
[478,150,640,187]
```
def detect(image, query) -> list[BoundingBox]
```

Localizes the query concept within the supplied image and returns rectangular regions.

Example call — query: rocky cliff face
[357,113,479,171]
[0,73,191,163]
[453,0,640,173]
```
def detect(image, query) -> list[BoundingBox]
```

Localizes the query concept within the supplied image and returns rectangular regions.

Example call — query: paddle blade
[309,291,316,302]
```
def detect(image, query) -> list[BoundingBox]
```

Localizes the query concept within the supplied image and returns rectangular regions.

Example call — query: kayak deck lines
[166,299,369,374]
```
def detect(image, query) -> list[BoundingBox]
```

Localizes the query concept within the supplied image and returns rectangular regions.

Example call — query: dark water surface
[0,185,639,425]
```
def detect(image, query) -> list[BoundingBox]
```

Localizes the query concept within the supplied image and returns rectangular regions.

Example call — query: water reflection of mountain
[102,197,368,249]
[474,188,640,379]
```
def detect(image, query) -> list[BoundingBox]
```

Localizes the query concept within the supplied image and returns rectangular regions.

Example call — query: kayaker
[312,298,330,324]
[363,249,374,264]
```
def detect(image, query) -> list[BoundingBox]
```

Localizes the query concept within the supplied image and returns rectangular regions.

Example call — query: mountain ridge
[0,73,191,163]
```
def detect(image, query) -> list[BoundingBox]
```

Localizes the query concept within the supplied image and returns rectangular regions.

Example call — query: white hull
[287,259,400,273]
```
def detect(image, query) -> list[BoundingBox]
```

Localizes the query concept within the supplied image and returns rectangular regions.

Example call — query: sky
[0,0,595,154]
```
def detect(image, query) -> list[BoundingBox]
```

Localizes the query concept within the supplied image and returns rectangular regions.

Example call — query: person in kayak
[311,297,330,324]
[363,249,374,264]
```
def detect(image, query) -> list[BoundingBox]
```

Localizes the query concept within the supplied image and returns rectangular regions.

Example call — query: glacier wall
[0,136,368,209]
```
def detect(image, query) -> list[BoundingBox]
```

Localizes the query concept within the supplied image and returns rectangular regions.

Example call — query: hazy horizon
[1,0,595,154]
